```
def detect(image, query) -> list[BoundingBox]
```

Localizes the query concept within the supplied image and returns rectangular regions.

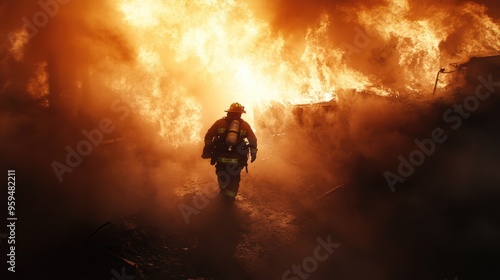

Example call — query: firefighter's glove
[201,144,213,159]
[250,148,258,163]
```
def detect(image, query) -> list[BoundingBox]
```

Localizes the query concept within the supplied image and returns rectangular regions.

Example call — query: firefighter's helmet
[225,102,246,114]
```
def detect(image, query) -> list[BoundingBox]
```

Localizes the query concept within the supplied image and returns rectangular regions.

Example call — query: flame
[104,0,499,146]
[353,0,445,91]
[111,0,375,146]
[451,3,500,57]
[350,0,500,92]
[5,0,499,147]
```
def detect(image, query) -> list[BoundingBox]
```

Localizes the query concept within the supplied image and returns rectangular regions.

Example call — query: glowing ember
[8,29,29,62]
[27,61,49,107]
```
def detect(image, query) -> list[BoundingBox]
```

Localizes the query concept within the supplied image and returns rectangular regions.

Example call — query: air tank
[225,119,240,148]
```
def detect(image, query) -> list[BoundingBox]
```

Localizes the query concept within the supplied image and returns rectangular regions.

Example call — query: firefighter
[202,102,257,201]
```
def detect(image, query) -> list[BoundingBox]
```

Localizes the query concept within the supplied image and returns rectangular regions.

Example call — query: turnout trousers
[215,161,243,198]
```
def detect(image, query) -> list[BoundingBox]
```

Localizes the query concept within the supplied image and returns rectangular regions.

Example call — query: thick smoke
[247,1,500,278]
[0,0,188,270]
[253,82,500,279]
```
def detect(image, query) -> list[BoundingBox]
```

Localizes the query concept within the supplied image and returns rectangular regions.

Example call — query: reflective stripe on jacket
[217,157,239,164]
